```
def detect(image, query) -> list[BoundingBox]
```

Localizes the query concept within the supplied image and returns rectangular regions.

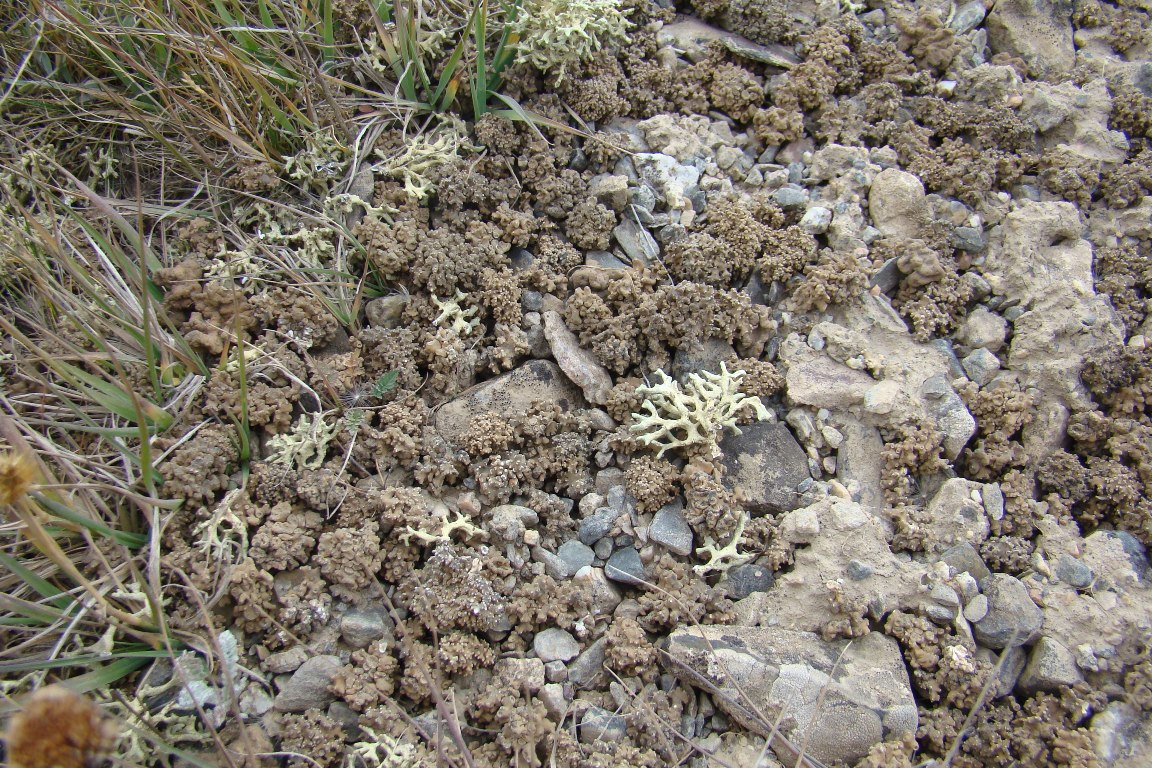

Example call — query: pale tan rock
[868,168,929,241]
[986,0,1075,78]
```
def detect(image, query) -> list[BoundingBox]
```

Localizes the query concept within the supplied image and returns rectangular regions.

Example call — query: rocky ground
[148,0,1152,766]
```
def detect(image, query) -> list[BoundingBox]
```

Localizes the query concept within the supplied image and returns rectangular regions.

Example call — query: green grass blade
[471,0,488,116]
[0,652,162,682]
[0,551,76,611]
[31,494,148,549]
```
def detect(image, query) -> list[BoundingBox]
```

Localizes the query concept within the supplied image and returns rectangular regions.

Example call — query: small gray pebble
[558,540,595,574]
[579,507,617,545]
[773,185,808,209]
[1053,554,1095,589]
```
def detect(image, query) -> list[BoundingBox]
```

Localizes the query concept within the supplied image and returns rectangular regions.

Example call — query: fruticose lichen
[510,0,633,83]
[376,118,473,203]
[266,412,341,470]
[694,510,755,575]
[630,363,770,458]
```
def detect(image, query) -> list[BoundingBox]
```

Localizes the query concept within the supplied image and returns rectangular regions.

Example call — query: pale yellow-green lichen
[377,117,474,202]
[511,0,633,83]
[630,362,770,459]
[193,488,249,563]
[432,290,481,336]
[267,411,341,470]
[346,725,425,768]
[284,127,350,192]
[400,508,487,546]
[694,510,754,575]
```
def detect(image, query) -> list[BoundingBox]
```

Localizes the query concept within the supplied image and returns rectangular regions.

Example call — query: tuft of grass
[0,0,587,765]
[0,0,383,757]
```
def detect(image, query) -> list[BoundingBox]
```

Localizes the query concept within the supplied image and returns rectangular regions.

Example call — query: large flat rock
[664,626,916,766]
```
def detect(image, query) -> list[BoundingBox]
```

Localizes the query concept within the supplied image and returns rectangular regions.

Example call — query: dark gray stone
[847,560,875,580]
[650,500,693,556]
[605,548,648,586]
[939,542,992,582]
[545,660,567,683]
[534,546,573,580]
[724,563,775,599]
[773,184,808,209]
[569,637,607,689]
[952,226,987,252]
[869,258,903,294]
[672,338,736,385]
[962,348,1001,387]
[579,507,618,545]
[977,645,1027,698]
[631,184,657,212]
[434,360,585,447]
[1094,530,1150,581]
[950,0,987,33]
[1017,636,1083,694]
[606,485,631,513]
[973,574,1044,649]
[664,627,916,766]
[719,422,810,515]
[585,250,629,269]
[510,248,534,271]
[614,214,660,267]
[339,608,390,649]
[265,647,309,675]
[800,207,832,235]
[595,467,627,496]
[1053,554,1094,589]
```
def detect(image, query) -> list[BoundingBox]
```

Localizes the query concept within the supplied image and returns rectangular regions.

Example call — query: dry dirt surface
[146,1,1152,766]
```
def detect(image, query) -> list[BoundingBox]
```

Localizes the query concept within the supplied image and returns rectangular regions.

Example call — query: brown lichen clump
[250,502,324,572]
[5,686,118,768]
[706,62,764,122]
[893,256,974,341]
[227,557,277,633]
[625,455,680,514]
[605,616,658,680]
[1092,242,1147,331]
[683,462,743,542]
[397,542,509,633]
[636,553,733,633]
[894,10,963,73]
[881,422,948,504]
[959,378,1034,480]
[884,610,990,709]
[330,643,398,711]
[757,225,819,284]
[917,684,1106,767]
[159,423,240,508]
[788,249,869,313]
[314,521,383,598]
[277,710,345,768]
